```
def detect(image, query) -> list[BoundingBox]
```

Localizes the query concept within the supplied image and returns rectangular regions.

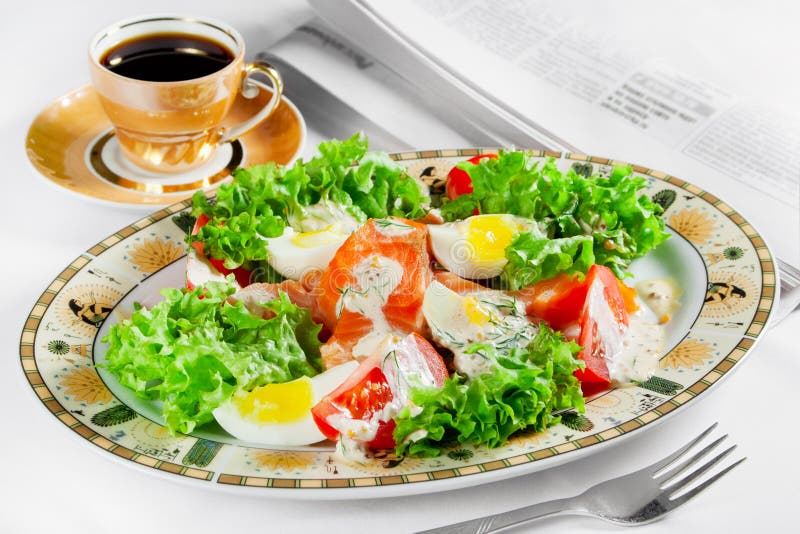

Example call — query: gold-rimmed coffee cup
[89,14,283,174]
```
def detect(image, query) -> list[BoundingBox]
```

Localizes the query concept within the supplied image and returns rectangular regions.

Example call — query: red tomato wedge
[575,318,608,396]
[514,265,631,395]
[387,332,450,387]
[446,153,498,200]
[574,265,629,395]
[311,354,392,443]
[515,270,637,330]
[368,420,398,450]
[189,214,254,288]
[584,265,629,327]
[311,333,447,450]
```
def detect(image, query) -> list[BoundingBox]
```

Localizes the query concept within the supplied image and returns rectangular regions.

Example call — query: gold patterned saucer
[26,84,306,206]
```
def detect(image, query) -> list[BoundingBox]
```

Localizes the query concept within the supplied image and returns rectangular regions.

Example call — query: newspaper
[258,20,501,153]
[303,0,799,266]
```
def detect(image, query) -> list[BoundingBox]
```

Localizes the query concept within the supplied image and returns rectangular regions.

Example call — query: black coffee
[100,33,234,82]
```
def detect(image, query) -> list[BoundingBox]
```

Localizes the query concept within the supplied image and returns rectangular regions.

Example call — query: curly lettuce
[440,154,669,284]
[101,279,322,434]
[393,325,584,457]
[189,133,429,269]
[503,227,595,290]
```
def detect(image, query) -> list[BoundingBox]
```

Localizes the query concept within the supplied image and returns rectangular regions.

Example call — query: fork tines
[651,423,746,505]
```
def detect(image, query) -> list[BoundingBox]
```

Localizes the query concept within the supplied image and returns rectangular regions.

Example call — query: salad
[103,133,674,459]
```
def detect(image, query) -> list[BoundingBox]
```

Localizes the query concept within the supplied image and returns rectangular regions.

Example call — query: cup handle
[218,60,283,144]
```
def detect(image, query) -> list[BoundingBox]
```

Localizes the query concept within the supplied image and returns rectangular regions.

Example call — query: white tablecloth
[2,1,798,532]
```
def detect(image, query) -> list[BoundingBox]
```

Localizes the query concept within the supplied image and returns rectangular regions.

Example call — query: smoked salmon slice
[229,280,324,324]
[432,271,489,295]
[317,218,433,369]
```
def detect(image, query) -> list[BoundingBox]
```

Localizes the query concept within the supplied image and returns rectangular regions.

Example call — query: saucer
[26,84,306,207]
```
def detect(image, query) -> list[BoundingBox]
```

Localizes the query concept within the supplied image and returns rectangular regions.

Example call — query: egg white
[422,281,537,378]
[212,360,358,446]
[265,225,349,280]
[428,214,534,280]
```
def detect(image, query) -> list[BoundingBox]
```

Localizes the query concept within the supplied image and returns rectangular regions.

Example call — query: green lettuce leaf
[189,133,429,269]
[503,228,595,290]
[101,279,322,434]
[440,154,670,282]
[393,325,584,457]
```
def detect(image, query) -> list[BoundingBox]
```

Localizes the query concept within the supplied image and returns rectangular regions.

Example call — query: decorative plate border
[19,150,776,495]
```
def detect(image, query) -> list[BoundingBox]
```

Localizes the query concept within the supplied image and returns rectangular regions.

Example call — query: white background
[1,1,798,533]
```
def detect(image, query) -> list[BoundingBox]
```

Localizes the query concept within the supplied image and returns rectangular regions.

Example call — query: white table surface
[1,1,798,533]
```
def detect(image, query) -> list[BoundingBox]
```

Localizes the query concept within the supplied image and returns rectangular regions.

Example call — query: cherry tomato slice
[190,214,254,287]
[445,153,498,200]
[369,420,398,450]
[311,334,447,450]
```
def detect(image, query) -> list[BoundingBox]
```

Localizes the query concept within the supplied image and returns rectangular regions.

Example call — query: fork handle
[416,497,578,533]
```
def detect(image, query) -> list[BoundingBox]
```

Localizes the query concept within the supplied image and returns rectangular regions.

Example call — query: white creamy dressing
[336,255,404,358]
[453,349,497,379]
[332,420,381,463]
[331,332,440,461]
[473,290,538,350]
[635,278,682,322]
[610,316,665,383]
[327,412,379,443]
[373,218,415,237]
[423,282,538,379]
[585,279,665,385]
[289,200,361,233]
[452,291,538,378]
[351,331,391,360]
[381,335,437,407]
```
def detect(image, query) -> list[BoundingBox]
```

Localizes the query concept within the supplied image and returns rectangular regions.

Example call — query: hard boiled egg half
[422,281,537,377]
[422,281,536,354]
[213,361,358,446]
[265,223,350,281]
[428,214,536,279]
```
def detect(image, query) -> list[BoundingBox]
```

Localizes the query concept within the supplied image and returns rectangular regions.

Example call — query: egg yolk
[291,225,346,248]
[466,215,519,263]
[463,296,491,326]
[234,378,313,423]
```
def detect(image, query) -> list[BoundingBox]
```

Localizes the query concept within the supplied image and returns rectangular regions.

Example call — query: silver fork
[417,423,744,533]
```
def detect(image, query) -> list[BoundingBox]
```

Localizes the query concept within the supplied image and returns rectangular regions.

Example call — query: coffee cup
[89,15,283,174]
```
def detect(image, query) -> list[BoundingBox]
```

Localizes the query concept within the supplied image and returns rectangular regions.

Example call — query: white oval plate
[20,150,777,498]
